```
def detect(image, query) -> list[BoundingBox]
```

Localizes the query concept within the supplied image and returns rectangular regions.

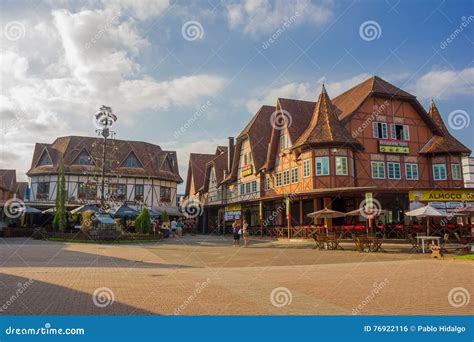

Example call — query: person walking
[232,220,241,247]
[242,220,249,247]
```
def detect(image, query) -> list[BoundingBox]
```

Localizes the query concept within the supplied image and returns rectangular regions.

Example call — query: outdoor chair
[407,234,420,253]
[440,233,466,255]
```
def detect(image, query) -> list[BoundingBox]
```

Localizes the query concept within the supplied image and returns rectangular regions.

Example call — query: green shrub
[134,208,151,234]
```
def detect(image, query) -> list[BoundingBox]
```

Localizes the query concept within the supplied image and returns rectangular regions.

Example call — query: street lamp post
[94,105,117,207]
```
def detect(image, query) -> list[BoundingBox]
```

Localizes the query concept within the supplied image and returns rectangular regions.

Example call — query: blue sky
[1,0,473,190]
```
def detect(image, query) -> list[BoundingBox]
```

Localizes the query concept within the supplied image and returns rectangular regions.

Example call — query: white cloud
[0,2,226,176]
[226,0,333,35]
[245,73,370,112]
[411,68,474,100]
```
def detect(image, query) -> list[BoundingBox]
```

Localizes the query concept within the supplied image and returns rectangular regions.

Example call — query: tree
[53,157,67,232]
[135,207,151,234]
[161,210,169,224]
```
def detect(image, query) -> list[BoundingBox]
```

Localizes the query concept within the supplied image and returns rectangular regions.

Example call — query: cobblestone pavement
[0,236,472,315]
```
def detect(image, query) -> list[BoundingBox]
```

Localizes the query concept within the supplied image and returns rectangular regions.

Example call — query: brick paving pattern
[0,236,472,315]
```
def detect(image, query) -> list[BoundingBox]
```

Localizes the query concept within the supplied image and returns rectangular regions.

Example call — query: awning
[71,204,104,214]
[154,206,184,217]
[110,204,138,218]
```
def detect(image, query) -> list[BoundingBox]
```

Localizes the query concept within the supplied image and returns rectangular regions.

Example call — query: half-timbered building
[26,136,182,211]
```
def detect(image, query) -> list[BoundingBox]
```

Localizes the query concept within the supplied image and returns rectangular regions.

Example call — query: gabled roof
[293,85,362,150]
[27,136,182,182]
[332,75,415,121]
[185,153,216,196]
[200,148,229,192]
[0,169,17,192]
[227,105,275,181]
[419,100,471,155]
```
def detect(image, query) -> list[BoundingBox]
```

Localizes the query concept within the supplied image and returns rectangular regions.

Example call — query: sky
[1,0,473,192]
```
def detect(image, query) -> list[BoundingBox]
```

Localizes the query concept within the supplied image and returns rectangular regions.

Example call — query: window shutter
[402,125,409,140]
[391,124,396,140]
[372,122,378,138]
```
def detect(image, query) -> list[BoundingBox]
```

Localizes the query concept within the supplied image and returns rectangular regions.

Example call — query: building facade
[185,76,473,234]
[26,136,182,211]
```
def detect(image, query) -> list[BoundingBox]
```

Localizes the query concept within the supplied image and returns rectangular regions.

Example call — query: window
[37,182,49,199]
[291,167,298,183]
[433,163,447,181]
[135,184,144,200]
[391,124,410,141]
[264,177,270,190]
[451,164,462,180]
[315,157,330,176]
[372,122,388,139]
[245,182,251,194]
[74,150,93,165]
[405,163,419,180]
[279,134,289,150]
[123,152,142,168]
[251,180,257,193]
[335,156,348,176]
[160,186,171,203]
[371,161,385,179]
[239,183,245,195]
[276,173,282,187]
[303,159,311,178]
[78,182,97,200]
[387,162,401,179]
[283,170,290,185]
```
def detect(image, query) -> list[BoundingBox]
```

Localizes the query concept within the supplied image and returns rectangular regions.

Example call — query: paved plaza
[0,236,472,315]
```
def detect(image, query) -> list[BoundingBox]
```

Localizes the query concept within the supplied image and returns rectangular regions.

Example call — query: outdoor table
[355,236,385,253]
[416,236,441,253]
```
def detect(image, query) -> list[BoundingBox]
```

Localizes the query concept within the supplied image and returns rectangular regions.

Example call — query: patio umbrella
[18,206,42,214]
[307,208,345,234]
[345,207,386,235]
[42,208,56,214]
[70,204,104,215]
[405,205,446,235]
[111,204,138,218]
[456,205,474,214]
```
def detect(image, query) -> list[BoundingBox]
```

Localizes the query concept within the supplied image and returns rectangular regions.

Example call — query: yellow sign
[241,165,253,177]
[225,204,241,212]
[409,190,474,202]
[379,140,409,154]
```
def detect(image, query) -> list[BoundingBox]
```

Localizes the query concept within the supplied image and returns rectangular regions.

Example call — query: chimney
[227,137,234,172]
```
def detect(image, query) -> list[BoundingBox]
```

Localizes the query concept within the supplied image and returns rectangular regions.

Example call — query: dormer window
[37,151,52,166]
[280,134,289,151]
[74,150,94,165]
[122,152,142,168]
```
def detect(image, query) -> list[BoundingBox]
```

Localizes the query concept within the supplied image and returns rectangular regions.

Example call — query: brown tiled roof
[185,153,216,196]
[200,149,229,192]
[293,85,362,150]
[419,100,471,155]
[332,75,415,121]
[227,105,275,181]
[27,136,183,182]
[0,169,17,192]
